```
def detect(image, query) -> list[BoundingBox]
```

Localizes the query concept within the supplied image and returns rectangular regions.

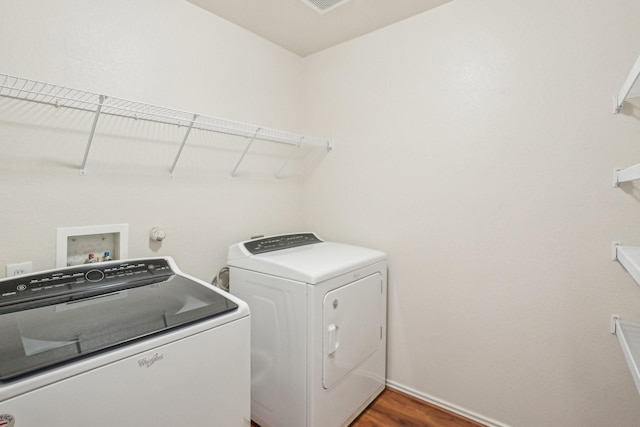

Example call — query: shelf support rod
[274,137,303,179]
[169,114,198,177]
[80,95,105,175]
[231,128,260,177]
[614,54,640,113]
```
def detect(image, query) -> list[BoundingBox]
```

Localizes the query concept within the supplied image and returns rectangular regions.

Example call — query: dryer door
[322,272,383,389]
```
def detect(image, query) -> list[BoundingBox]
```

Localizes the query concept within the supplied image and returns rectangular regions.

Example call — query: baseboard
[385,380,511,427]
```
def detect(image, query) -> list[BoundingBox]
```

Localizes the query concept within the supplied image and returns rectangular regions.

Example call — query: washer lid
[228,234,385,283]
[0,259,239,381]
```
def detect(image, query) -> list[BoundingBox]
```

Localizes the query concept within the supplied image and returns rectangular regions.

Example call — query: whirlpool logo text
[137,352,164,368]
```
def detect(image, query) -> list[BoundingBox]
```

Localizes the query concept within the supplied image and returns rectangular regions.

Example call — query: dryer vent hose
[212,266,230,291]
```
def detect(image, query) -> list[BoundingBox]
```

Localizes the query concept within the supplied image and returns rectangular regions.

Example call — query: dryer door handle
[327,324,340,356]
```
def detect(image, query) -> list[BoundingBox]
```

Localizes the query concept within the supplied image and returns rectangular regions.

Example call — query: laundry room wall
[5,0,640,425]
[0,0,308,280]
[301,0,640,426]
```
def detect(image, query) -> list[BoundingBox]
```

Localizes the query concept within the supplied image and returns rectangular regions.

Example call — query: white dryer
[228,232,387,427]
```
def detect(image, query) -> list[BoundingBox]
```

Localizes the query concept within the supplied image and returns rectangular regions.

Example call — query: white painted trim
[385,379,511,427]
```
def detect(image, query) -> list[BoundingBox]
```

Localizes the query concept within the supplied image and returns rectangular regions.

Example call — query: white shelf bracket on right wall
[613,165,640,186]
[612,315,621,335]
[613,242,640,287]
[614,52,640,113]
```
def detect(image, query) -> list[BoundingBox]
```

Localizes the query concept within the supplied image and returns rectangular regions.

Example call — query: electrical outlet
[6,261,33,276]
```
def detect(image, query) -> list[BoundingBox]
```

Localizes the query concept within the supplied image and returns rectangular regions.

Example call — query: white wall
[0,0,306,280]
[4,0,640,426]
[301,0,640,425]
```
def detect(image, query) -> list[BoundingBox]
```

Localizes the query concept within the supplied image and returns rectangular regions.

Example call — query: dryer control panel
[244,233,322,255]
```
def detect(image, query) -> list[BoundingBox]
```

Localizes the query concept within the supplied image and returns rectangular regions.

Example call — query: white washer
[0,257,250,427]
[228,232,387,427]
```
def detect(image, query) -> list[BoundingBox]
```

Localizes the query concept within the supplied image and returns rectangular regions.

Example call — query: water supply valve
[150,227,166,242]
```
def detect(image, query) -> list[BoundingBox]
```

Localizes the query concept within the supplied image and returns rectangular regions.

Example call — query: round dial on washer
[85,269,105,282]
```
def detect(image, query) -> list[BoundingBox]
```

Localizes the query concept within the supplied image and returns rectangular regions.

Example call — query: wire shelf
[0,73,332,176]
[613,318,640,396]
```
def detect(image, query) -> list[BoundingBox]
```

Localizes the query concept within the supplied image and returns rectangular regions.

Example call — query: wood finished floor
[250,387,485,427]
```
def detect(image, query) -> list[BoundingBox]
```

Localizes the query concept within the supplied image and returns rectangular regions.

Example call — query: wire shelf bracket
[169,114,198,177]
[80,94,105,175]
[613,165,640,186]
[274,137,303,179]
[230,128,261,178]
[612,242,640,287]
[614,52,640,113]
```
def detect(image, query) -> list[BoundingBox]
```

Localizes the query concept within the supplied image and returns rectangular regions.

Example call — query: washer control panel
[244,233,323,255]
[0,259,173,310]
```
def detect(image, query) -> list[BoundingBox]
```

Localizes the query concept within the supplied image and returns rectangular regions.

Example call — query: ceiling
[185,0,452,57]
